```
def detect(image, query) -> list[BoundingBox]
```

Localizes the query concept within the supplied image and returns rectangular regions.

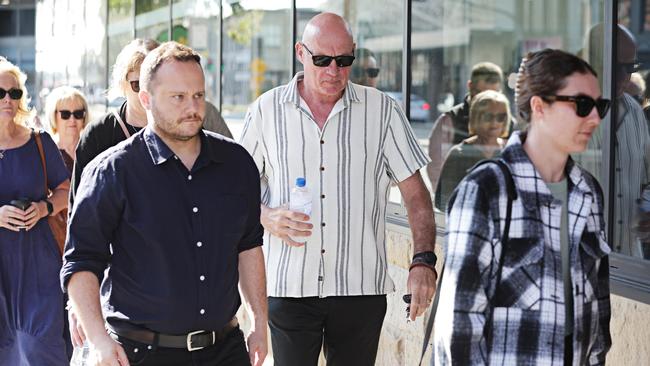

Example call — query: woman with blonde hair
[45,86,89,172]
[435,89,511,210]
[0,59,70,365]
[70,38,159,205]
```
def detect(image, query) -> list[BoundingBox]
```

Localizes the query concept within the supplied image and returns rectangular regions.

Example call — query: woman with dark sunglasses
[433,49,612,365]
[70,38,159,207]
[45,86,89,172]
[0,60,70,365]
[435,89,511,211]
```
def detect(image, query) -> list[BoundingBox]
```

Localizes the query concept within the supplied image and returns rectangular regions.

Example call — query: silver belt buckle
[186,330,215,352]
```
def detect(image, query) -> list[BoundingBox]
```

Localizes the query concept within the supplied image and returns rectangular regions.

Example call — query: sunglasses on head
[129,80,140,93]
[58,109,86,120]
[301,43,355,67]
[541,95,611,118]
[0,88,23,100]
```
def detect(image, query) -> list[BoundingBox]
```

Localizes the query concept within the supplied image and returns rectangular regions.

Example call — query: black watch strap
[410,251,437,271]
[45,200,53,216]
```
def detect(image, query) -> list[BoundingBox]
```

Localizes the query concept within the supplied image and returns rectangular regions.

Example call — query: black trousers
[111,327,250,366]
[268,295,387,366]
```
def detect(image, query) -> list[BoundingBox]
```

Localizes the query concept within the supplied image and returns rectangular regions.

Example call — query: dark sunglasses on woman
[301,43,355,67]
[0,88,23,100]
[58,109,86,120]
[541,95,611,119]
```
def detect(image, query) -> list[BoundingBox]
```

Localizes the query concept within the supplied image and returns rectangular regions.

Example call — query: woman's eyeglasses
[301,43,355,67]
[541,95,611,118]
[58,109,86,120]
[0,88,23,100]
[353,67,380,79]
[129,80,140,93]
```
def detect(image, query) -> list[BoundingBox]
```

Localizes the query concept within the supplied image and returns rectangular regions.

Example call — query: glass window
[609,0,650,261]
[172,0,221,105]
[19,8,35,36]
[413,0,606,210]
[135,0,170,41]
[221,1,292,139]
[0,10,17,37]
[108,0,134,104]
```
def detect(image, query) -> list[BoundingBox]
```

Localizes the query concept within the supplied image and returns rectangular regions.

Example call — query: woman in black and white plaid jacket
[434,49,613,365]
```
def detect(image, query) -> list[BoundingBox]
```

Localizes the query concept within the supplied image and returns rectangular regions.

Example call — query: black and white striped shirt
[240,72,430,297]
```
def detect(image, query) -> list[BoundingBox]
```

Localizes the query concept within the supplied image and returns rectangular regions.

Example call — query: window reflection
[604,3,650,260]
[220,1,292,137]
[135,0,170,40]
[172,0,221,104]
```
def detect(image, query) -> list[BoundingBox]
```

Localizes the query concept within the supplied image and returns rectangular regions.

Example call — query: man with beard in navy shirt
[61,42,267,366]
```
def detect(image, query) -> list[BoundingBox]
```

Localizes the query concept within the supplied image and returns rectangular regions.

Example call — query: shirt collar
[500,131,593,210]
[279,71,362,107]
[143,126,224,166]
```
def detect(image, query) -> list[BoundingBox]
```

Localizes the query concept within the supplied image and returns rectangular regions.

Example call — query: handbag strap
[33,130,49,196]
[418,158,516,365]
[113,110,132,138]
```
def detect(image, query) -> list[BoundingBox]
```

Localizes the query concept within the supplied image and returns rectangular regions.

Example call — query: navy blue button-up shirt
[61,127,263,334]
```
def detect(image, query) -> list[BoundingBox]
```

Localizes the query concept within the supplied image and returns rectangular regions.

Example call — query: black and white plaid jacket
[433,131,612,365]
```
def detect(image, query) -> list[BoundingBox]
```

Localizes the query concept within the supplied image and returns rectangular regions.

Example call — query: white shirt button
[196,241,203,247]
[188,175,192,180]
[200,309,205,315]
[192,207,198,213]
[200,275,205,281]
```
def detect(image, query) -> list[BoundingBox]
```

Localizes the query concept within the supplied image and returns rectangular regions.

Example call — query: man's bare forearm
[239,246,268,329]
[398,172,436,254]
[67,271,109,343]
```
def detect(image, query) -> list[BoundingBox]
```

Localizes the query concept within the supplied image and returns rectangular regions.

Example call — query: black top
[70,101,142,207]
[447,94,472,144]
[61,127,263,334]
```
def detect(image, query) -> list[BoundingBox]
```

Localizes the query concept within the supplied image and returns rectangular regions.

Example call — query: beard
[151,108,204,142]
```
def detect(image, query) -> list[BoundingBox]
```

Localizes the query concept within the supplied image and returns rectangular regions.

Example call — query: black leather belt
[108,317,238,352]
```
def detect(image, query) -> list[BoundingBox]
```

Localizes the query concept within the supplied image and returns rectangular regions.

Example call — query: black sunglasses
[541,95,611,119]
[480,112,508,123]
[363,67,380,78]
[0,87,23,100]
[58,109,86,120]
[129,80,140,93]
[301,43,355,67]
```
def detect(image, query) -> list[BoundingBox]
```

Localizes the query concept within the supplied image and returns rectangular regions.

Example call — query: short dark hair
[140,41,202,92]
[515,48,597,123]
[470,62,503,85]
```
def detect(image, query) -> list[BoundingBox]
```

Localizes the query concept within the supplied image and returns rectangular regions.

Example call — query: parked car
[384,92,431,122]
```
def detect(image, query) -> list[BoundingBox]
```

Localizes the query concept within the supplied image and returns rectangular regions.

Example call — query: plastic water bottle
[289,177,312,243]
[70,341,92,365]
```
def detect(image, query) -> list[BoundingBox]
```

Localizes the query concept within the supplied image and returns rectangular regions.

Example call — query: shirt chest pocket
[578,231,610,303]
[494,237,544,310]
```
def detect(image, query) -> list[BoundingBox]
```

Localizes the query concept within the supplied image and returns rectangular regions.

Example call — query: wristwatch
[44,199,53,216]
[409,251,437,273]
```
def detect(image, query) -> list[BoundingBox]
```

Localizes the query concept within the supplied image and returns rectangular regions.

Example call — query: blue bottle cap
[296,177,306,187]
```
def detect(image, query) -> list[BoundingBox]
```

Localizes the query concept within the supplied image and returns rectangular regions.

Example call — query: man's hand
[260,205,313,247]
[407,266,437,321]
[246,325,268,366]
[90,334,129,366]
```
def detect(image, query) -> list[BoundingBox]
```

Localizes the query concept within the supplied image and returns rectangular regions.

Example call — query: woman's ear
[530,95,546,120]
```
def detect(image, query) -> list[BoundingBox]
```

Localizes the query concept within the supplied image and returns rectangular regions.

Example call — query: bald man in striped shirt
[240,12,437,366]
